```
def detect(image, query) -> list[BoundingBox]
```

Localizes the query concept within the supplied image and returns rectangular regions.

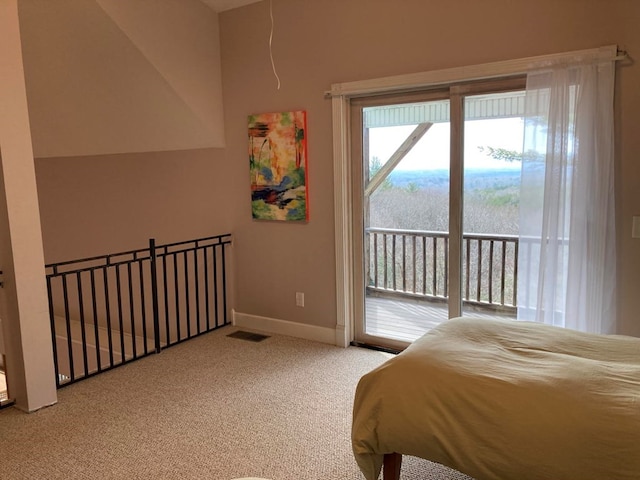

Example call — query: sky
[368,117,525,171]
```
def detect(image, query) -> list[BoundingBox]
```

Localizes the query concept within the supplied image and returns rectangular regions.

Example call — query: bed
[351,317,640,480]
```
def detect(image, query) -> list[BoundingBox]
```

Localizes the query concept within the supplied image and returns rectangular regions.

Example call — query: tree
[478,146,543,163]
[370,156,393,190]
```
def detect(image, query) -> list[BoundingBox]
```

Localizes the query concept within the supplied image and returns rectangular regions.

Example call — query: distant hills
[388,168,521,191]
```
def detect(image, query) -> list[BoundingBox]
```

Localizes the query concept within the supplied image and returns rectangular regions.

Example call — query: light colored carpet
[0,327,474,480]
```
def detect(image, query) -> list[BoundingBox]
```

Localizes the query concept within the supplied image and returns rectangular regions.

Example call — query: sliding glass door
[352,79,526,350]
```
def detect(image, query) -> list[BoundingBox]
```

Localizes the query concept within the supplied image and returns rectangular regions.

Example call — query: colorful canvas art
[249,111,308,222]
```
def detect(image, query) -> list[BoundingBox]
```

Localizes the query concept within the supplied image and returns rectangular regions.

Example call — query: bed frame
[383,453,402,480]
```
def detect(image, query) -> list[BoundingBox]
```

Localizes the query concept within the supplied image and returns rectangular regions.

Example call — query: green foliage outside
[478,146,543,163]
[370,173,520,234]
[406,182,419,193]
[369,156,393,191]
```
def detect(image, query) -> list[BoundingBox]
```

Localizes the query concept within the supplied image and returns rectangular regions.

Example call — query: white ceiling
[200,0,263,12]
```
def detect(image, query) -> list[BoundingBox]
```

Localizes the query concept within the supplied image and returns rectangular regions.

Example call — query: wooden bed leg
[383,452,402,480]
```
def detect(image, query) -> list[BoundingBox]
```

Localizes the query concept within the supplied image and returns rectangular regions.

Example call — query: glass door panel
[461,92,524,319]
[359,100,451,346]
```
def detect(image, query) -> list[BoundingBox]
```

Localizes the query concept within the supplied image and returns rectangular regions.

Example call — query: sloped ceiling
[19,0,226,158]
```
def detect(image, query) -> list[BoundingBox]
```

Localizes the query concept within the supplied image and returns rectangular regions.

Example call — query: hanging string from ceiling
[269,0,281,90]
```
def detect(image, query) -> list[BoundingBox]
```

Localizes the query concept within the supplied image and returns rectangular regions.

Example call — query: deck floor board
[365,296,514,343]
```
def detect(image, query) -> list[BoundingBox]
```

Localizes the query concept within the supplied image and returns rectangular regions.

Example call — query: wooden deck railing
[366,228,518,313]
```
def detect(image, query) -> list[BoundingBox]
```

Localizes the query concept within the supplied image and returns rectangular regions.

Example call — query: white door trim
[332,95,353,348]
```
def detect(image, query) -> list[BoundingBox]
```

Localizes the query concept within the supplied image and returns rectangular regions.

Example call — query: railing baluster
[465,238,470,301]
[173,253,180,342]
[138,258,149,355]
[127,262,136,359]
[501,240,507,305]
[488,240,495,304]
[162,249,170,346]
[194,246,201,335]
[392,235,397,291]
[213,243,220,328]
[383,234,388,289]
[476,239,482,302]
[373,234,379,288]
[524,239,532,309]
[204,245,211,331]
[103,266,114,368]
[444,236,449,298]
[221,240,229,325]
[115,264,125,363]
[422,237,427,295]
[76,272,89,377]
[401,235,406,292]
[90,270,101,373]
[184,252,191,338]
[412,235,417,294]
[432,237,437,296]
[62,275,74,382]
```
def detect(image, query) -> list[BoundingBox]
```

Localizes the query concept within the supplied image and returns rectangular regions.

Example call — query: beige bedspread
[352,317,640,480]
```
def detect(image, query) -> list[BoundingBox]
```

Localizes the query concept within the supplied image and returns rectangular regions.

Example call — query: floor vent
[227,330,270,342]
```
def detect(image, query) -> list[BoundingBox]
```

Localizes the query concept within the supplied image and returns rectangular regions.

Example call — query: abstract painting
[248,111,308,222]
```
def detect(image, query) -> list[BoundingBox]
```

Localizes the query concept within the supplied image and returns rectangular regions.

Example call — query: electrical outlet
[295,292,305,307]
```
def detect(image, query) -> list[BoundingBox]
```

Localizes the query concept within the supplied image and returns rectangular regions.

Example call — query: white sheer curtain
[517,56,616,333]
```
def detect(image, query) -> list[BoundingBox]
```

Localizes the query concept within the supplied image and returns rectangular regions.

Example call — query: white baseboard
[232,310,338,346]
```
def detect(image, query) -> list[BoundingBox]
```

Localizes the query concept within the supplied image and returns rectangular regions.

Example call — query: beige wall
[35,148,231,262]
[220,0,640,336]
[614,0,640,337]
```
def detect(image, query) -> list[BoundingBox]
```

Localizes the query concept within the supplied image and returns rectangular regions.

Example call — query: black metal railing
[366,228,518,312]
[46,234,232,388]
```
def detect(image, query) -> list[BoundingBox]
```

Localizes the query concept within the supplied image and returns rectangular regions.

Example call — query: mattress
[352,317,640,480]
